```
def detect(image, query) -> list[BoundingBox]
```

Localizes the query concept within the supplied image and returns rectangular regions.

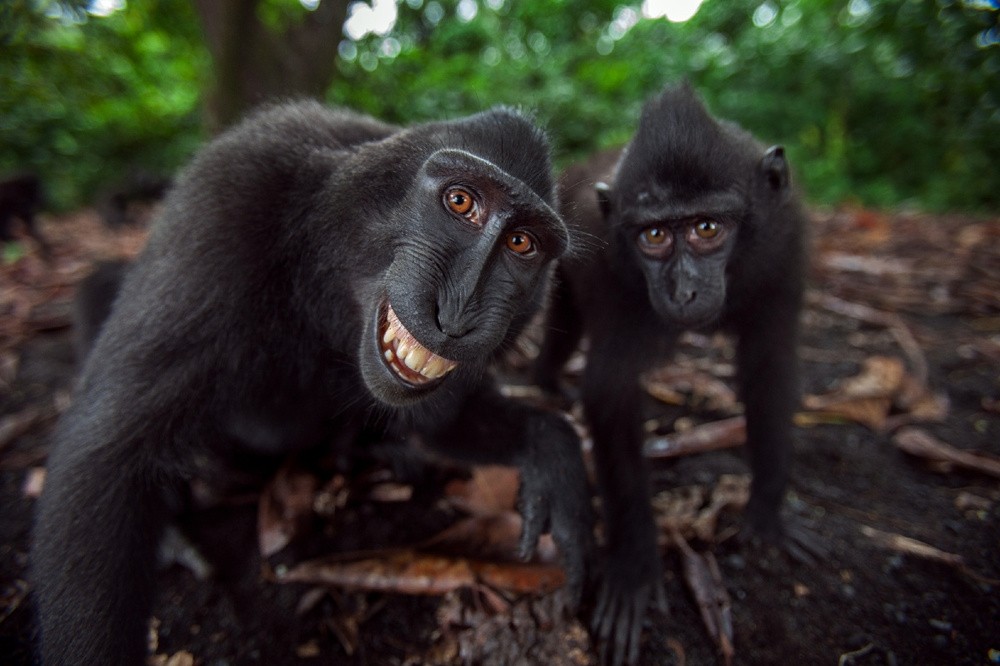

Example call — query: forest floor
[1,206,998,666]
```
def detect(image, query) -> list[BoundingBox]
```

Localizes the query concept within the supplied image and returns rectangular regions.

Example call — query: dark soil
[1,208,998,665]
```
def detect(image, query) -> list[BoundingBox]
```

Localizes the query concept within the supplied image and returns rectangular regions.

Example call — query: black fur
[535,83,809,665]
[32,101,594,665]
[72,259,130,361]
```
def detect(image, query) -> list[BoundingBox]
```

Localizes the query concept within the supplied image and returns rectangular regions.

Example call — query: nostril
[441,319,472,338]
[671,288,697,306]
[435,305,470,338]
[434,304,444,332]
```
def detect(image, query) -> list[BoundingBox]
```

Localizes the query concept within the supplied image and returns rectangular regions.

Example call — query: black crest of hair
[32,100,594,665]
[534,82,814,666]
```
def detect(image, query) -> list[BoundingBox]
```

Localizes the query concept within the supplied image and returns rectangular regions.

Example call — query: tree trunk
[193,0,349,133]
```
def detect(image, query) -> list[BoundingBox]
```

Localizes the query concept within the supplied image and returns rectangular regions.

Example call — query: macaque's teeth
[404,346,429,372]
[421,359,441,379]
[424,364,440,379]
[382,301,458,384]
[422,356,455,379]
[385,305,404,345]
[395,338,412,362]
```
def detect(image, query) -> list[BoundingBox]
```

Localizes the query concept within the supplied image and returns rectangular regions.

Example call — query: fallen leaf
[814,356,906,401]
[644,383,686,406]
[802,395,893,431]
[644,416,747,458]
[296,640,321,658]
[276,551,478,595]
[421,512,552,562]
[691,475,751,542]
[801,355,947,431]
[643,367,740,414]
[368,481,413,502]
[474,560,566,594]
[313,474,349,518]
[893,378,949,422]
[275,548,565,597]
[652,485,707,538]
[22,466,45,498]
[258,464,320,557]
[651,475,751,544]
[444,465,520,515]
[147,651,195,666]
[275,549,565,595]
[430,588,594,665]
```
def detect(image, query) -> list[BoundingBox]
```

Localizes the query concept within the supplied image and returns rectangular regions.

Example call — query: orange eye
[641,227,668,245]
[506,231,535,255]
[694,219,720,239]
[445,188,475,216]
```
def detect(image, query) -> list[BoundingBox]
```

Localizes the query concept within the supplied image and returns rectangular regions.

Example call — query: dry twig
[671,530,734,666]
[892,427,1000,479]
[644,417,746,458]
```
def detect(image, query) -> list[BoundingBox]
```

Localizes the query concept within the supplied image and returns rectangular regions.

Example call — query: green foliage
[0,0,207,210]
[256,0,318,31]
[330,0,999,211]
[1,0,997,211]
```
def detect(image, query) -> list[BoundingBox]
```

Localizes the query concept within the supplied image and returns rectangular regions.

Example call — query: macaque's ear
[595,181,613,219]
[760,145,789,192]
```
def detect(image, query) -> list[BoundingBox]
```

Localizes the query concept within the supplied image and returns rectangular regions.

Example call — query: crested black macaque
[534,84,811,665]
[0,172,50,255]
[32,101,594,665]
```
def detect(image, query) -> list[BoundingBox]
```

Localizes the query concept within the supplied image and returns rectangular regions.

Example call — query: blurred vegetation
[0,0,206,209]
[0,0,997,212]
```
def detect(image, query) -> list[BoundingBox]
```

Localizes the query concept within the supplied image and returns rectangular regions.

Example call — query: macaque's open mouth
[378,300,457,386]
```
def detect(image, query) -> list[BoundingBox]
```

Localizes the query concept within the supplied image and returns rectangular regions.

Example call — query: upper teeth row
[382,305,457,381]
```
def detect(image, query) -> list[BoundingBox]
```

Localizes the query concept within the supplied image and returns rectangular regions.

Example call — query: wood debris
[892,427,1000,479]
[644,417,747,458]
[860,525,964,568]
[672,531,734,666]
[272,549,566,596]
